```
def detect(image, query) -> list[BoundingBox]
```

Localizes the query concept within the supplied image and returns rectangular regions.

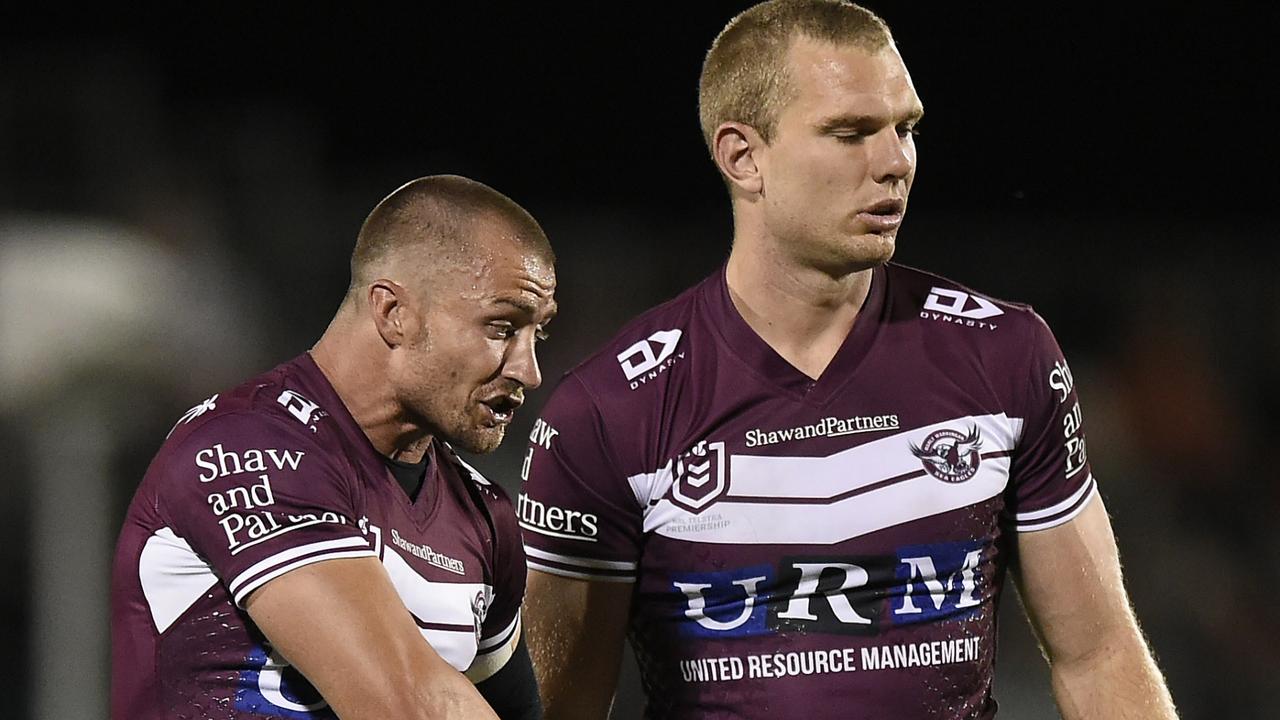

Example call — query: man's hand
[246,556,500,720]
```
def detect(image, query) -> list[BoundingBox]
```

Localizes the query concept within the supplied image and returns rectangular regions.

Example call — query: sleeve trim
[478,613,521,653]
[526,560,636,584]
[1014,472,1095,522]
[1016,479,1098,532]
[229,536,375,607]
[523,545,637,571]
[232,549,377,606]
[228,536,372,597]
[467,616,521,683]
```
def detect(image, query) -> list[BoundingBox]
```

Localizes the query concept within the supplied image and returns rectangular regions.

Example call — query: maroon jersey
[519,263,1094,719]
[112,353,525,720]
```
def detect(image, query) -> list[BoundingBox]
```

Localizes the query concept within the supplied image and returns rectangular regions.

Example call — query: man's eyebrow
[491,297,538,314]
[817,107,924,132]
[491,296,556,320]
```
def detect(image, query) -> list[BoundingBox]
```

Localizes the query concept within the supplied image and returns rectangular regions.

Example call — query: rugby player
[518,2,1178,718]
[112,175,555,719]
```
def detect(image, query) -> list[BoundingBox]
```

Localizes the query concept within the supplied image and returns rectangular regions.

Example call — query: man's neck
[310,315,432,463]
[724,239,875,381]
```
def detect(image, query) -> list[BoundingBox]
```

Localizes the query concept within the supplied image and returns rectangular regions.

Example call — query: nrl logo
[671,440,728,514]
[910,426,983,483]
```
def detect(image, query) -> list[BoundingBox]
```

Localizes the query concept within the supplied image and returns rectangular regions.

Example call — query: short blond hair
[698,0,893,152]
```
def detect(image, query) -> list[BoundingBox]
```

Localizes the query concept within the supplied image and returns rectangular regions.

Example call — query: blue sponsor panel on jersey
[670,541,991,638]
[889,540,987,626]
[670,564,776,638]
[236,644,336,719]
[767,555,892,637]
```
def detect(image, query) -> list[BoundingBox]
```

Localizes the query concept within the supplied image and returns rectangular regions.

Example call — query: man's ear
[368,280,411,348]
[713,121,767,196]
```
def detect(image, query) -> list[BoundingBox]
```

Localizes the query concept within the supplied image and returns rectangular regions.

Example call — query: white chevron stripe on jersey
[139,527,218,633]
[380,546,490,672]
[729,413,1021,501]
[633,414,1021,545]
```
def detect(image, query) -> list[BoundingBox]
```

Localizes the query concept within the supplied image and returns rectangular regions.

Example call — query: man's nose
[503,334,543,390]
[871,129,914,184]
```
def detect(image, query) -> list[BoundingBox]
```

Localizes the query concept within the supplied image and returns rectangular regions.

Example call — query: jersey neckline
[698,262,889,406]
[293,351,445,525]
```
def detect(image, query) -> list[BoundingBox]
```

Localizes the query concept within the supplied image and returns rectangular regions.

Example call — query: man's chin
[855,232,897,260]
[809,238,895,277]
[448,426,506,455]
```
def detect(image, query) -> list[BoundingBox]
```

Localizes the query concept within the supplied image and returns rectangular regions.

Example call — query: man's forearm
[1050,630,1178,720]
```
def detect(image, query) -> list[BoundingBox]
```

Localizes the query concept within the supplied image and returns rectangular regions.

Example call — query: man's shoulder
[885,261,1048,339]
[553,274,712,406]
[153,357,348,480]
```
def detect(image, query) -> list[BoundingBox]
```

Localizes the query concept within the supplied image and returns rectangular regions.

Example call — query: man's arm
[474,634,542,720]
[524,570,633,720]
[246,556,500,720]
[1013,497,1178,719]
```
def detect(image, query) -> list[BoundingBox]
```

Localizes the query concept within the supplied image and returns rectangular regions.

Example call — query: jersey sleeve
[1005,312,1097,532]
[518,373,643,583]
[156,411,375,607]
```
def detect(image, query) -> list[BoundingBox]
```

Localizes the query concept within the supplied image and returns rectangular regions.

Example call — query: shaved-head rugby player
[113,175,555,720]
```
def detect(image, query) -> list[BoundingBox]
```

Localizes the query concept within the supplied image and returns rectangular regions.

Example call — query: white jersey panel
[139,527,219,634]
[381,545,491,671]
[636,414,1020,545]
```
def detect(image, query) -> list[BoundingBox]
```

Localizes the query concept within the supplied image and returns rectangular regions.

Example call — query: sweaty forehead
[453,233,556,302]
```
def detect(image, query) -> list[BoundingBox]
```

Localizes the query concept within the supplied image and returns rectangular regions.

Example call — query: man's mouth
[857,198,906,232]
[479,393,523,426]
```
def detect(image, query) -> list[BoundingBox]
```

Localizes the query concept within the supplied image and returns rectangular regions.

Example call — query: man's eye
[834,133,865,144]
[898,123,921,137]
[536,327,551,342]
[488,322,516,339]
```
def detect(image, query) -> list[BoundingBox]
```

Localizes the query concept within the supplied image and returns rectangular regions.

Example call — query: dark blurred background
[2,3,1277,718]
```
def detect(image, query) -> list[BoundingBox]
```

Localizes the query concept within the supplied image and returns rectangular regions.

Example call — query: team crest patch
[471,590,489,645]
[671,440,728,514]
[910,426,983,483]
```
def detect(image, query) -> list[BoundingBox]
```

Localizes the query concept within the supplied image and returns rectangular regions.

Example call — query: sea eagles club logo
[471,590,489,645]
[671,440,728,513]
[910,426,983,483]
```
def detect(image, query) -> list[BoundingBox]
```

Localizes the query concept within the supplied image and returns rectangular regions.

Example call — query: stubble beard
[415,396,507,455]
[449,420,506,454]
[799,232,897,278]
